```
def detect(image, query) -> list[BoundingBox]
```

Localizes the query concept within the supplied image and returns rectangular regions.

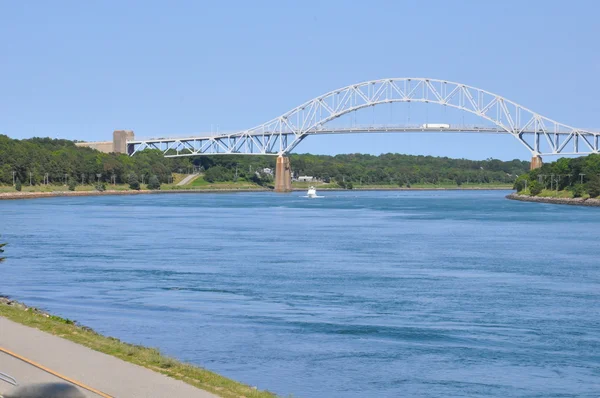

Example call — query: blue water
[1,191,600,397]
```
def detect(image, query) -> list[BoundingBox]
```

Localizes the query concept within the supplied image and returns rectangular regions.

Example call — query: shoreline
[506,193,600,207]
[0,296,275,398]
[0,186,512,201]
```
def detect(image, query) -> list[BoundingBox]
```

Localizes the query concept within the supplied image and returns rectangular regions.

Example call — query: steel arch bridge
[127,78,599,158]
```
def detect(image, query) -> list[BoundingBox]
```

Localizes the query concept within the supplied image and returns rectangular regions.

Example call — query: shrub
[204,166,232,183]
[68,178,77,191]
[586,175,600,198]
[15,178,22,191]
[529,181,543,196]
[128,174,140,190]
[513,178,526,192]
[95,183,106,192]
[147,175,161,190]
[571,183,585,198]
[345,181,354,190]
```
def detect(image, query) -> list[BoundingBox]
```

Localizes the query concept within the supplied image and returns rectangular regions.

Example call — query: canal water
[1,191,599,397]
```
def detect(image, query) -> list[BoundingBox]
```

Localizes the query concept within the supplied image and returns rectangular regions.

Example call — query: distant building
[261,168,273,176]
[74,141,113,153]
[297,176,316,182]
[75,130,134,154]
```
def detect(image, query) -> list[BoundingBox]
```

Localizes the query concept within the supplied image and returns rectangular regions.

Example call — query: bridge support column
[530,155,543,170]
[274,155,292,193]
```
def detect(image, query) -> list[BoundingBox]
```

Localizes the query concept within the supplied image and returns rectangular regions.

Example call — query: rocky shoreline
[0,186,513,201]
[506,193,600,207]
[0,188,269,201]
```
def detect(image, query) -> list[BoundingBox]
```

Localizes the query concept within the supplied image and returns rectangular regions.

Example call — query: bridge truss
[127,78,599,158]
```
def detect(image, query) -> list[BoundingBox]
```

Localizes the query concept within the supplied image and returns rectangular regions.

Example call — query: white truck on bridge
[421,123,450,129]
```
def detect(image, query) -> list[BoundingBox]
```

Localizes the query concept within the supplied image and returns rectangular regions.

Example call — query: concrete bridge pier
[530,155,543,170]
[274,155,292,193]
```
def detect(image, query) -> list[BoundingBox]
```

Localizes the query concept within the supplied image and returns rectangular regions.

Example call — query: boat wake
[304,186,324,198]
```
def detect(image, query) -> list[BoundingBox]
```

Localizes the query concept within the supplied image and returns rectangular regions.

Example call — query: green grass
[187,177,264,189]
[0,300,277,398]
[536,189,575,198]
[0,180,266,193]
[292,181,513,190]
[517,188,594,199]
[291,181,337,189]
[1,180,513,194]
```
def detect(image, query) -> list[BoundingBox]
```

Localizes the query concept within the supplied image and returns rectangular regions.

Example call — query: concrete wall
[113,130,134,153]
[75,141,113,153]
[74,130,135,154]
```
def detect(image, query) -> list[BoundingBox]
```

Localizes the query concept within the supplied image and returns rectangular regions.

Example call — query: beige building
[75,130,135,154]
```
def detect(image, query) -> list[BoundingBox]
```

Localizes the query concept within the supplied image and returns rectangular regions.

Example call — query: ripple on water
[2,191,600,397]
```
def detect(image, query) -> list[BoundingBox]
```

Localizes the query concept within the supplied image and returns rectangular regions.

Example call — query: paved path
[176,174,199,186]
[0,317,217,398]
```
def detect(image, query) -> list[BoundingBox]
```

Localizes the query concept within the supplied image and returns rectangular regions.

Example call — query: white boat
[307,186,317,198]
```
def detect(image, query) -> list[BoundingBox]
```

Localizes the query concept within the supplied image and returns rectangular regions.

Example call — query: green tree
[586,175,600,198]
[529,181,543,196]
[204,165,232,183]
[513,177,527,192]
[147,175,161,190]
[68,178,77,191]
[571,183,585,198]
[128,173,140,190]
[15,178,22,191]
[345,181,354,190]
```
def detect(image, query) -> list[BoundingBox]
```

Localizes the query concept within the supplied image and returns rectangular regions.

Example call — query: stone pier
[274,155,292,193]
[530,155,543,170]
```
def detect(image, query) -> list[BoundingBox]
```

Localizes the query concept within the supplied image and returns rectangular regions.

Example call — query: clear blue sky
[1,0,598,160]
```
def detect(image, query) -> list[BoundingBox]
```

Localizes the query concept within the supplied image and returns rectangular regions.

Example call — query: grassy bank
[291,181,514,190]
[0,298,276,398]
[0,182,266,193]
[516,188,594,199]
[0,180,514,196]
[188,177,265,190]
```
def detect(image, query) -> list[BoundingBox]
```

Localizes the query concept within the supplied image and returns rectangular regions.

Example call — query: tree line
[514,154,600,197]
[0,134,191,186]
[0,134,530,187]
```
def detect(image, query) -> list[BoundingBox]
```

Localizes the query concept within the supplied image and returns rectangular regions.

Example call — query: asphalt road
[0,317,217,398]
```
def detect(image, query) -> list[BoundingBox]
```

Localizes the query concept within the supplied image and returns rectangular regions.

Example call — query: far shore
[0,186,513,201]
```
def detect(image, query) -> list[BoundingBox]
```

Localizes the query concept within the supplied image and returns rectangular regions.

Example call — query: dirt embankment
[0,188,268,201]
[0,187,514,201]
[506,193,600,207]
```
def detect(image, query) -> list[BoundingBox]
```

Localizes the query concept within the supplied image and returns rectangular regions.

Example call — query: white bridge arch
[128,78,599,158]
